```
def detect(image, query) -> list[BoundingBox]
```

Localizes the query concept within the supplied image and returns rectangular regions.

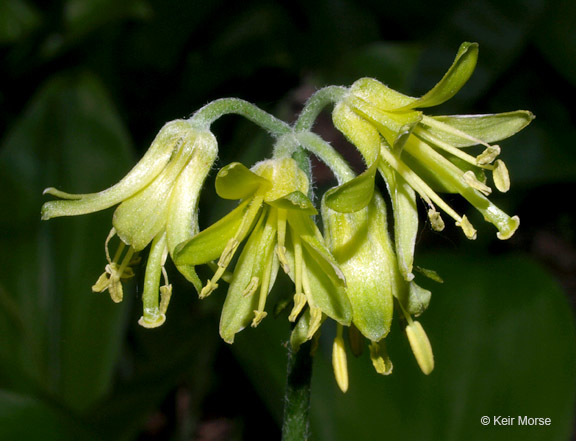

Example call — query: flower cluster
[42,42,533,392]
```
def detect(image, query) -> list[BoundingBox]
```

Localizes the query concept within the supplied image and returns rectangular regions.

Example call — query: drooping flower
[322,172,435,390]
[174,157,352,344]
[41,120,218,327]
[332,42,534,282]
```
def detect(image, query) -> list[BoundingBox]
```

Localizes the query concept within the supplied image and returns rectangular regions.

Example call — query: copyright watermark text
[481,416,551,426]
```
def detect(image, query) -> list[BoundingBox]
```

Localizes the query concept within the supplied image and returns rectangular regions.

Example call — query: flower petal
[324,158,378,213]
[425,111,534,147]
[406,42,478,110]
[174,198,254,266]
[219,210,277,343]
[333,102,380,163]
[267,191,317,215]
[349,78,418,111]
[215,162,270,200]
[41,120,194,219]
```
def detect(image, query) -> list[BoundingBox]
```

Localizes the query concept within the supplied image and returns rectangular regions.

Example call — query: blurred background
[1,0,575,440]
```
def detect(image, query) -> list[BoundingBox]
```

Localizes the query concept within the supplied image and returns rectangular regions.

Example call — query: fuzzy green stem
[188,98,291,136]
[294,86,348,131]
[282,339,313,441]
[295,132,355,184]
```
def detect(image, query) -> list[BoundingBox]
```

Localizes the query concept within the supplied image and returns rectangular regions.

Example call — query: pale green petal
[267,191,317,215]
[173,198,254,266]
[287,210,346,287]
[166,132,217,290]
[324,158,378,213]
[405,42,478,110]
[378,160,418,281]
[215,162,270,200]
[348,97,422,147]
[426,111,535,147]
[323,192,396,341]
[302,245,351,325]
[349,77,418,110]
[332,102,380,163]
[219,210,277,343]
[290,309,326,350]
[41,120,194,219]
[113,133,198,251]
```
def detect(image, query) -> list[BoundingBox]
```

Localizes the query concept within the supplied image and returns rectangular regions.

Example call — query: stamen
[456,215,477,240]
[332,325,349,393]
[463,171,492,196]
[415,126,490,169]
[242,276,259,297]
[427,207,445,232]
[276,209,290,274]
[306,307,323,340]
[476,145,501,165]
[369,340,393,375]
[405,321,434,375]
[379,143,464,224]
[252,248,275,327]
[289,292,307,322]
[493,159,510,192]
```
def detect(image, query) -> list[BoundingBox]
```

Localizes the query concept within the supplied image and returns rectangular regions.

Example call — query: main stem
[281,340,313,441]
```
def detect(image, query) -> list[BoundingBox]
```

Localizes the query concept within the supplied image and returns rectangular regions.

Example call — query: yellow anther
[493,159,510,193]
[242,276,260,297]
[200,281,218,299]
[288,293,307,322]
[218,238,239,268]
[457,215,477,240]
[306,307,323,340]
[276,245,290,274]
[159,284,172,315]
[332,329,349,393]
[427,207,445,232]
[251,310,268,327]
[463,171,492,195]
[405,320,434,375]
[476,145,501,165]
[369,340,393,375]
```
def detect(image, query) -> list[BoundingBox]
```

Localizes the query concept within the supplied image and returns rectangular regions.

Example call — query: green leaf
[0,72,133,412]
[174,198,253,266]
[429,111,535,147]
[0,390,102,441]
[215,162,269,200]
[408,42,479,110]
[0,0,40,43]
[324,159,378,213]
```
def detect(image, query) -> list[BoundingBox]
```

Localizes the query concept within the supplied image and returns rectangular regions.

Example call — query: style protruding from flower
[41,120,218,328]
[174,157,352,344]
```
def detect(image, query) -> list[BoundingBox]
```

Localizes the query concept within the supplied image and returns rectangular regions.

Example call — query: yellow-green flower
[322,176,435,390]
[332,42,533,281]
[41,120,218,327]
[174,157,352,344]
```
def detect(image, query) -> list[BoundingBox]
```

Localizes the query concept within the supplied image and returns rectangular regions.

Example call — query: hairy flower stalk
[42,120,218,327]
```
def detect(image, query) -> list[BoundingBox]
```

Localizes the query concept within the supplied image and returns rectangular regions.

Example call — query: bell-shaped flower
[41,120,218,327]
[174,157,352,344]
[332,42,533,281]
[322,168,436,388]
